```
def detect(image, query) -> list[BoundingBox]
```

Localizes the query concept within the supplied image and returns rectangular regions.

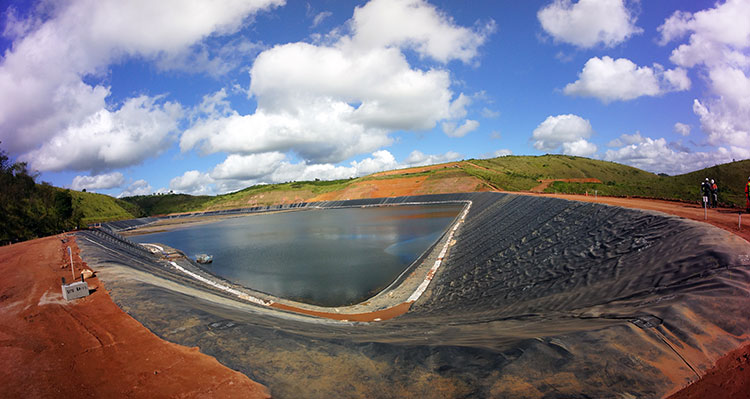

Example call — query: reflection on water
[132,204,462,306]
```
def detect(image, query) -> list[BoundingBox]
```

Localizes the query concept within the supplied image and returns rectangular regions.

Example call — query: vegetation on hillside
[72,191,139,225]
[519,156,750,207]
[1,147,83,243]
[121,194,212,216]
[5,148,750,244]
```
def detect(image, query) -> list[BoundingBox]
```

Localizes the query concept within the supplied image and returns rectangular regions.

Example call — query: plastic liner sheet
[78,192,750,399]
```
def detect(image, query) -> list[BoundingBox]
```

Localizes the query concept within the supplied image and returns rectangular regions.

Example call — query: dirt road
[0,235,269,398]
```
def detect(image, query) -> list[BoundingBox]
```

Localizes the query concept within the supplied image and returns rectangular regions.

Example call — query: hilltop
[119,155,750,215]
[4,154,750,243]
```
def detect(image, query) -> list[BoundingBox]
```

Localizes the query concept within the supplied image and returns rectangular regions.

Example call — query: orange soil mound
[667,343,750,399]
[370,162,462,177]
[0,235,269,399]
[310,174,492,201]
[271,301,413,322]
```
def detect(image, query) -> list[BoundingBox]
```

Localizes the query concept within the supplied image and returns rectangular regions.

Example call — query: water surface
[132,204,462,306]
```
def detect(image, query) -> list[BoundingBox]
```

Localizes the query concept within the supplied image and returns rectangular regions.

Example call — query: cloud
[71,172,125,191]
[347,0,496,63]
[170,170,215,196]
[170,149,461,195]
[531,114,597,156]
[492,149,513,157]
[210,152,288,181]
[604,135,736,175]
[607,131,645,147]
[404,150,461,166]
[0,0,284,168]
[481,107,500,118]
[312,11,333,27]
[154,37,265,77]
[118,179,154,197]
[479,149,512,158]
[658,0,750,155]
[537,0,642,48]
[22,96,182,172]
[674,122,691,136]
[563,56,690,103]
[182,0,492,164]
[441,119,480,138]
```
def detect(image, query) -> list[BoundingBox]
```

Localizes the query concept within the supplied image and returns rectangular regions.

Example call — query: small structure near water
[195,254,213,264]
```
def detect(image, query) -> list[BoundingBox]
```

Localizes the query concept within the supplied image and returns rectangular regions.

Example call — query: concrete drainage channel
[78,192,750,399]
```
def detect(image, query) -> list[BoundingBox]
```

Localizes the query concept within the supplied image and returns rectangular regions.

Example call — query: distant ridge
[6,154,750,243]
[119,155,750,216]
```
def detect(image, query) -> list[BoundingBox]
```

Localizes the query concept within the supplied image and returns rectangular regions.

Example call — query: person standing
[746,177,750,213]
[701,178,712,208]
[710,179,718,208]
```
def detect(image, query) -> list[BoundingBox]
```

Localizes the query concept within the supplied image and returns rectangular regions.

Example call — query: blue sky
[1,0,748,197]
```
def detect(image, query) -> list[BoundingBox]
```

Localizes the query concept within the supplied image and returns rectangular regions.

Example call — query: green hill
[120,194,211,216]
[464,155,656,191]
[72,191,140,225]
[5,149,750,244]
[117,155,750,215]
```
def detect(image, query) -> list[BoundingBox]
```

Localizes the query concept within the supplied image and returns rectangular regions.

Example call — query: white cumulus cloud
[23,96,182,172]
[658,0,750,156]
[531,114,597,156]
[442,120,480,138]
[563,56,690,103]
[170,170,215,196]
[674,122,691,136]
[71,172,125,191]
[604,135,736,175]
[118,179,154,198]
[347,0,496,64]
[404,150,461,166]
[181,0,491,164]
[0,0,284,171]
[537,0,642,48]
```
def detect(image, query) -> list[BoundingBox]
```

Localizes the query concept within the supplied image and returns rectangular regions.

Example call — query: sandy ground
[2,190,750,398]
[0,234,270,398]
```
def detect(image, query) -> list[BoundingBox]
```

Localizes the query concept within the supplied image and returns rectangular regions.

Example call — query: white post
[703,197,708,220]
[740,213,742,231]
[68,246,75,280]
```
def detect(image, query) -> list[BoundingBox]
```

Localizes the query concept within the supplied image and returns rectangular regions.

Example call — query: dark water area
[132,204,462,306]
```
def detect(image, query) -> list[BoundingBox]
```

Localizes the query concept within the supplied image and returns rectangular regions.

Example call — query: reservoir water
[131,204,463,306]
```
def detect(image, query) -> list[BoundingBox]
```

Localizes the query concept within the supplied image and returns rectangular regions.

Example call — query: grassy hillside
[7,153,746,243]
[121,194,212,216]
[117,155,750,215]
[526,156,750,207]
[71,191,140,225]
[464,155,656,191]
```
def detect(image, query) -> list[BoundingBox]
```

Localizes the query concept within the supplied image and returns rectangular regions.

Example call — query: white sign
[62,281,89,301]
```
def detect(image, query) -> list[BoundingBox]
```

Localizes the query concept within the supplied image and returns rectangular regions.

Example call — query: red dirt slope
[0,235,269,399]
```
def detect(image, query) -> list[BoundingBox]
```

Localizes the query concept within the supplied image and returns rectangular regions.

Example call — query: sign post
[62,245,89,301]
[68,246,75,280]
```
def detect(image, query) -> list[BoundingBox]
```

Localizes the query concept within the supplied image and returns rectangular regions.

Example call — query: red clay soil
[369,162,462,177]
[666,344,750,399]
[271,301,413,322]
[0,235,269,399]
[310,174,492,201]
